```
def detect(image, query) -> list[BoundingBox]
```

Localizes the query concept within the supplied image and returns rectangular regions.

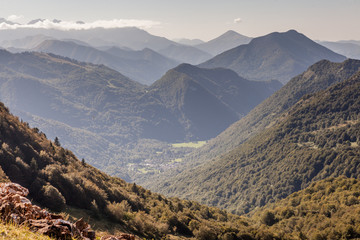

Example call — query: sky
[1,0,359,41]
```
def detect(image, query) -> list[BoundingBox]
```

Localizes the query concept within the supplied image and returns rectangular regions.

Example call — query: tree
[54,137,61,147]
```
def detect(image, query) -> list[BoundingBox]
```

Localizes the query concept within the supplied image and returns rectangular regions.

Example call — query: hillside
[1,100,360,239]
[143,59,360,188]
[0,101,283,240]
[196,30,252,56]
[251,176,360,239]
[146,64,281,140]
[149,66,360,214]
[199,30,346,83]
[33,39,179,85]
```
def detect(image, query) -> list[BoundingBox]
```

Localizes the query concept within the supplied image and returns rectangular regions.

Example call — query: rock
[0,182,96,240]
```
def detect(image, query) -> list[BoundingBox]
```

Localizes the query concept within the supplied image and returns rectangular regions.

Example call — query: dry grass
[0,221,53,240]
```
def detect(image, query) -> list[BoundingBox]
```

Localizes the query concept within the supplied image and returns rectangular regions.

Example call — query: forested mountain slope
[150,67,360,214]
[143,59,360,188]
[146,64,281,140]
[251,176,360,239]
[0,101,280,239]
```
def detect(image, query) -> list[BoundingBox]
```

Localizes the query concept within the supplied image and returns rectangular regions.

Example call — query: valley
[0,10,360,239]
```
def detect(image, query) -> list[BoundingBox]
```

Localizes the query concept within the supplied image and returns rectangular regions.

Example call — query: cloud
[6,15,24,21]
[234,18,242,24]
[0,18,161,30]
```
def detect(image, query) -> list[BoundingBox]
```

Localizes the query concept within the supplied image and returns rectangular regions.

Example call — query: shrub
[40,184,66,211]
[261,211,277,226]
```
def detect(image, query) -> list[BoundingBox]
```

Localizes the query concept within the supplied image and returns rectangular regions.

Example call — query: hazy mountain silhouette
[158,44,213,64]
[174,38,204,46]
[319,41,360,59]
[32,39,179,85]
[196,30,252,55]
[0,27,178,51]
[199,30,346,83]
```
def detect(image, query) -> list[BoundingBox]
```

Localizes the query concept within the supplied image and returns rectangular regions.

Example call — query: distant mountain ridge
[319,41,360,60]
[196,30,252,55]
[33,39,179,85]
[0,27,177,51]
[199,30,346,83]
[158,44,213,65]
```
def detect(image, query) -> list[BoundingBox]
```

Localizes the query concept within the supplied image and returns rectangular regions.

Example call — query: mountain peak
[196,30,252,55]
[200,30,346,83]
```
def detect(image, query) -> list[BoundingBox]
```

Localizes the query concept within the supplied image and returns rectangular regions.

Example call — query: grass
[62,206,129,238]
[172,141,207,148]
[0,221,53,240]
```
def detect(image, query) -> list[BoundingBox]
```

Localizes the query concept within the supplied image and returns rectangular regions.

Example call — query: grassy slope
[0,221,53,240]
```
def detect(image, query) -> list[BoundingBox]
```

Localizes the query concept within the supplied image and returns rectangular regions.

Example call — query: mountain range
[319,41,360,60]
[32,39,179,85]
[147,59,360,214]
[200,30,346,83]
[0,49,280,180]
[0,23,360,240]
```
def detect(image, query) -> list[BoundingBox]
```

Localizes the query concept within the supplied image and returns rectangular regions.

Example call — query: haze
[1,0,359,41]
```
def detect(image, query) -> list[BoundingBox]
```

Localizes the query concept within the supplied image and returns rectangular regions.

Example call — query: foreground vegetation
[0,221,52,240]
[0,97,360,239]
[0,101,271,239]
[252,177,360,239]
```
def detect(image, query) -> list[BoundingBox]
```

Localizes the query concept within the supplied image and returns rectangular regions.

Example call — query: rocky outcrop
[0,182,95,240]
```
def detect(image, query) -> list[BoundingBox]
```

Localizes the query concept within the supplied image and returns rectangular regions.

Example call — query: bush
[261,211,277,226]
[196,225,217,240]
[40,184,66,212]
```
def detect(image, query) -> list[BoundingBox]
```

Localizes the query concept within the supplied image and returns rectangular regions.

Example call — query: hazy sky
[1,0,359,41]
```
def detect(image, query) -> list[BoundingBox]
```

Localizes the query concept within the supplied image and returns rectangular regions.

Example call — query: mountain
[32,39,178,85]
[0,50,281,181]
[0,100,298,240]
[144,59,360,188]
[319,41,360,59]
[196,30,252,55]
[0,18,18,25]
[1,96,360,239]
[0,27,177,51]
[174,38,205,46]
[339,40,360,46]
[148,60,360,214]
[146,64,281,140]
[158,44,213,64]
[1,35,54,50]
[199,30,346,83]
